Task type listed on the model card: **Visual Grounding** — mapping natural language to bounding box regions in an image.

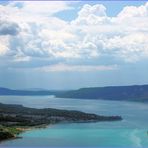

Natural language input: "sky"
[0,1,148,90]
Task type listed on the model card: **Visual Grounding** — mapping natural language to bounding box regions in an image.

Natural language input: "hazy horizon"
[1,83,148,91]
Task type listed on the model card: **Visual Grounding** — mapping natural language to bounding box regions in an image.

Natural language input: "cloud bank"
[0,2,148,72]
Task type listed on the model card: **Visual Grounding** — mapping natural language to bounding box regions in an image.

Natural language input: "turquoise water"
[0,96,148,147]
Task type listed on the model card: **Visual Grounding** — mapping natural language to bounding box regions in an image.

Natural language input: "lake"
[0,96,148,147]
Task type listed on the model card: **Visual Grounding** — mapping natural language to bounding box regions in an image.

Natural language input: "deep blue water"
[0,96,148,147]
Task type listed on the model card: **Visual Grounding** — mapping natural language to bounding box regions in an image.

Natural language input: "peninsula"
[0,103,122,141]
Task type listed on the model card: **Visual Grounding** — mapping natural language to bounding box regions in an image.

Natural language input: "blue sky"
[0,1,148,90]
[55,1,146,20]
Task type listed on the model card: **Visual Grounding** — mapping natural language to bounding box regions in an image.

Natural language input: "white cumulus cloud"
[0,2,148,71]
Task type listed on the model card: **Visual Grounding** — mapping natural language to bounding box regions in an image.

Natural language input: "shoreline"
[0,124,50,143]
[0,103,122,142]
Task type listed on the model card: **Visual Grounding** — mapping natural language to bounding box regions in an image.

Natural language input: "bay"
[0,96,148,147]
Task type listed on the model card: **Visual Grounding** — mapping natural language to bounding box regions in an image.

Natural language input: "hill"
[0,87,58,96]
[1,85,148,102]
[56,85,148,102]
[0,103,122,127]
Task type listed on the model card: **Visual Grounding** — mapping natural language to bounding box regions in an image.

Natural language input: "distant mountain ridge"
[0,87,58,96]
[56,85,148,102]
[0,85,148,102]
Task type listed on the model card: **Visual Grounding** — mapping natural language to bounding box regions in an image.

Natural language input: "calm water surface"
[0,96,148,147]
